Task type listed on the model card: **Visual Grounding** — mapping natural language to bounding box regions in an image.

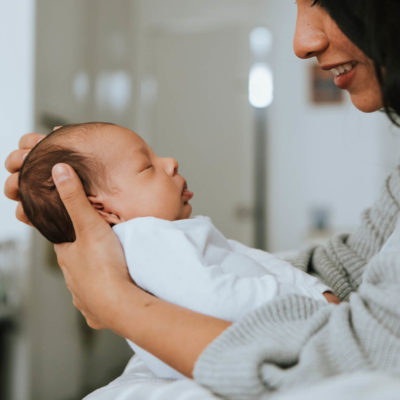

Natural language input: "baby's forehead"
[63,124,145,154]
[96,125,146,153]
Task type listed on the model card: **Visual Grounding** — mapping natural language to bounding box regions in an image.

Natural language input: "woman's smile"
[321,61,358,89]
[294,1,383,112]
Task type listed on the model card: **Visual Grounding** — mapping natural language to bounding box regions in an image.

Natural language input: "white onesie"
[113,215,330,379]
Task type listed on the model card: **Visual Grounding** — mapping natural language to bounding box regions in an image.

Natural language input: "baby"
[19,122,333,378]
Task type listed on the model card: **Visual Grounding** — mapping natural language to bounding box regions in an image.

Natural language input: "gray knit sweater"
[193,166,400,399]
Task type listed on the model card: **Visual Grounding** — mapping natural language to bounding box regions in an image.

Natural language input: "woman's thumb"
[52,163,106,236]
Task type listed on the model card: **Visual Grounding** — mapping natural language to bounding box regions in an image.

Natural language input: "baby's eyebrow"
[132,146,151,168]
[135,146,149,157]
[130,146,149,162]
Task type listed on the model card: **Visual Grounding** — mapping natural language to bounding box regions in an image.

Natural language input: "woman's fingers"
[4,172,33,225]
[16,202,32,225]
[18,133,45,149]
[6,133,44,173]
[51,163,110,238]
[5,149,29,173]
[4,173,20,201]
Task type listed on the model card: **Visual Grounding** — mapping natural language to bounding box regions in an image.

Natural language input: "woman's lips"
[333,64,357,89]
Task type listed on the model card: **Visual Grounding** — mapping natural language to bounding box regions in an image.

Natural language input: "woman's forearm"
[108,281,232,377]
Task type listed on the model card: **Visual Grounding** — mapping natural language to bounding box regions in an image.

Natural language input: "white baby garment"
[113,216,330,379]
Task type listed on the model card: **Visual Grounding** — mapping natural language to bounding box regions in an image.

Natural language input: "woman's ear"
[88,195,123,226]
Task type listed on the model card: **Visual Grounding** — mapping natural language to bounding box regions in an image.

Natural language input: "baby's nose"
[164,157,179,176]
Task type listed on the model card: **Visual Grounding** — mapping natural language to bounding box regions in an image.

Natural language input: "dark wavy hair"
[316,0,400,126]
[367,1,400,126]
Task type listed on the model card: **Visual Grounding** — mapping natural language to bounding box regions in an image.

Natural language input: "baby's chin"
[179,204,192,220]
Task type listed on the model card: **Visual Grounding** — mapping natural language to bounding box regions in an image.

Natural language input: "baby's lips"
[182,189,194,201]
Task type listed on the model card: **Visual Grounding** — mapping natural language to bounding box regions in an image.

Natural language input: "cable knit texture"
[193,166,400,400]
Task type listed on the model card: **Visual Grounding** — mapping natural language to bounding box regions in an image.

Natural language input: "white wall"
[0,3,35,400]
[0,0,35,243]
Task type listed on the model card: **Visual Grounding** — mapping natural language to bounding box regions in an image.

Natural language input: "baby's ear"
[87,195,122,226]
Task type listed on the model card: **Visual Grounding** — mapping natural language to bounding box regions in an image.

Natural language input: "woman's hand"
[323,291,341,304]
[52,163,132,330]
[4,133,45,225]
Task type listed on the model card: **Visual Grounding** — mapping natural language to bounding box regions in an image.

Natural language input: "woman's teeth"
[330,62,355,77]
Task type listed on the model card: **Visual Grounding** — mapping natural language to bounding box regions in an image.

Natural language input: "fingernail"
[52,164,71,183]
[22,152,28,161]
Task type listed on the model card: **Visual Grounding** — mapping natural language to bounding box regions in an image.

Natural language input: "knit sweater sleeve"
[193,166,400,399]
[193,250,400,400]
[287,165,400,300]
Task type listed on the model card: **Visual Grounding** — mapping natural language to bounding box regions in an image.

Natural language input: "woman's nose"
[293,8,329,59]
[163,157,179,176]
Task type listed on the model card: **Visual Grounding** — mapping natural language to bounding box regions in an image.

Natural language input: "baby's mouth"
[182,181,194,203]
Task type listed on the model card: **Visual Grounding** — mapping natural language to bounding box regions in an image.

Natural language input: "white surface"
[114,215,329,378]
[0,0,34,244]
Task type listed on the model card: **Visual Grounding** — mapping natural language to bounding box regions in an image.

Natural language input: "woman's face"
[293,0,383,112]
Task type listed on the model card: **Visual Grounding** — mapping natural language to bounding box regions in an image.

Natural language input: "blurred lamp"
[250,27,272,58]
[248,63,273,108]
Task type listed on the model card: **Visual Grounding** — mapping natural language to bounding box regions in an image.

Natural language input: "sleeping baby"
[19,122,336,379]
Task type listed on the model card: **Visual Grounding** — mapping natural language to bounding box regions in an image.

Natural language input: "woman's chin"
[350,92,383,113]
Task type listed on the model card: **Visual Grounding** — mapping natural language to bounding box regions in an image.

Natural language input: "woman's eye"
[144,165,153,171]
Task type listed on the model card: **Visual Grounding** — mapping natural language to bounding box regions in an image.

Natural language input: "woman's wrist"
[100,279,154,333]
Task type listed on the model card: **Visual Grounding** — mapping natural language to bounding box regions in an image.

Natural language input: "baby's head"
[19,122,193,243]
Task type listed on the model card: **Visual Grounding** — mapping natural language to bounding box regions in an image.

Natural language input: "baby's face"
[85,125,193,223]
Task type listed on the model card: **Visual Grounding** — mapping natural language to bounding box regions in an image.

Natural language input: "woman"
[5,0,400,398]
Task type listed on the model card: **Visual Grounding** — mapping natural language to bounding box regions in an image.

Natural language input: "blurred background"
[1,0,400,399]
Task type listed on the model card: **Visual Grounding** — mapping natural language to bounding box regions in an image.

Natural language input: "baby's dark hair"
[19,122,114,243]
